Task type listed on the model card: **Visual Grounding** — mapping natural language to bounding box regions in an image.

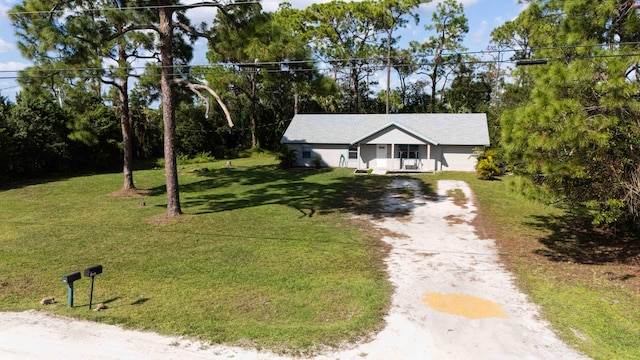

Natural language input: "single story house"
[280,113,490,172]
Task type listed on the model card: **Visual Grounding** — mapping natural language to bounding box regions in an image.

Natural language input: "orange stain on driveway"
[423,293,509,319]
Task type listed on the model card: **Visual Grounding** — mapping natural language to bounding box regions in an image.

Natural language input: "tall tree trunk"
[386,29,392,114]
[118,41,135,190]
[430,63,438,113]
[351,59,359,113]
[119,78,135,190]
[250,66,257,148]
[159,6,181,217]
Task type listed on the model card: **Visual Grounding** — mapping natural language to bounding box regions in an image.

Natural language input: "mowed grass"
[0,154,393,353]
[425,172,640,360]
[4,158,640,359]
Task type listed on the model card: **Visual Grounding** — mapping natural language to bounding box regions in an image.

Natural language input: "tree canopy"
[497,0,640,228]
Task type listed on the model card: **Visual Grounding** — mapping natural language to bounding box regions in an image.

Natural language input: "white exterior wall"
[359,144,377,169]
[287,144,349,167]
[311,145,349,167]
[439,145,478,171]
[285,142,479,172]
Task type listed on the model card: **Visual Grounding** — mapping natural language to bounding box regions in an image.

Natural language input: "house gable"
[352,123,437,146]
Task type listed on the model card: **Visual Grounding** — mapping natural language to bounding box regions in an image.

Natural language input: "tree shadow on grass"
[160,165,425,218]
[526,214,640,265]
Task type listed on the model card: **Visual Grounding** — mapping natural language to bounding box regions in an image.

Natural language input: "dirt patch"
[423,293,508,319]
[417,252,436,258]
[110,188,154,198]
[392,187,415,201]
[446,188,468,208]
[444,214,466,226]
[373,226,408,240]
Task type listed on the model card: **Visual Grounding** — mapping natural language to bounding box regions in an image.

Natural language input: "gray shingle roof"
[280,113,490,146]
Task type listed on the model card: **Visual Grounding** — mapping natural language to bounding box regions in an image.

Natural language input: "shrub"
[474,148,501,180]
[312,155,323,169]
[177,152,215,165]
[276,147,298,169]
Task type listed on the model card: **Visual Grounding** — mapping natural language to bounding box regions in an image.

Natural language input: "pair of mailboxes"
[62,265,102,284]
[61,265,103,308]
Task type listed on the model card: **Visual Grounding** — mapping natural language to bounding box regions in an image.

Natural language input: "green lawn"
[2,157,639,358]
[0,154,393,353]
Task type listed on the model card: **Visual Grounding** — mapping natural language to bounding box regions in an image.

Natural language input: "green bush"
[276,147,298,169]
[476,158,500,180]
[312,155,323,168]
[475,148,501,180]
[176,152,215,165]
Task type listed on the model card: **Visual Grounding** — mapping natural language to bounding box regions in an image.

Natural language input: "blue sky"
[0,0,526,101]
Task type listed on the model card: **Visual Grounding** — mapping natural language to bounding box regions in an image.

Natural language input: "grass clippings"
[446,188,468,208]
[444,214,466,226]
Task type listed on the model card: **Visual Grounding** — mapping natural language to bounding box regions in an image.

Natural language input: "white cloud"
[0,37,14,52]
[262,0,337,12]
[471,20,488,45]
[0,61,27,72]
[0,1,10,16]
[184,6,217,27]
[421,0,481,11]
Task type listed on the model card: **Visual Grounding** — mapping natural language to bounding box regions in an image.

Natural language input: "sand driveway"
[0,179,589,359]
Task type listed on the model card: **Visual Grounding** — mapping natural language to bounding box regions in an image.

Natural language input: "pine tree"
[498,0,640,227]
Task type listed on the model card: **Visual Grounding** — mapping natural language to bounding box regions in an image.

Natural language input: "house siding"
[359,144,377,169]
[285,143,478,172]
[440,145,478,171]
[288,144,349,167]
[281,114,488,172]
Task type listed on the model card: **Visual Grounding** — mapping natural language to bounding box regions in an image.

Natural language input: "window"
[398,144,420,159]
[302,146,312,159]
[348,145,358,160]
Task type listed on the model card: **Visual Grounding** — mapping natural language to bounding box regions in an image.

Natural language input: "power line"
[1,40,638,75]
[1,50,639,81]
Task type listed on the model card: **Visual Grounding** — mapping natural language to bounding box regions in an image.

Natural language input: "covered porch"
[353,142,437,173]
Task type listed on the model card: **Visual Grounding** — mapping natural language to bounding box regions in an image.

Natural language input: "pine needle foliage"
[498,0,640,228]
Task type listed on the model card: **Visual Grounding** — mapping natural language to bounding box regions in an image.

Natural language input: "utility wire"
[1,50,639,81]
[3,41,640,76]
[3,40,640,71]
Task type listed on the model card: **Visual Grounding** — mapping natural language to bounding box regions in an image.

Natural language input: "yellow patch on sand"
[423,293,509,319]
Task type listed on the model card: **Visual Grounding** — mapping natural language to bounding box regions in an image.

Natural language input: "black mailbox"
[84,265,103,277]
[84,264,103,310]
[62,271,81,284]
[62,271,82,307]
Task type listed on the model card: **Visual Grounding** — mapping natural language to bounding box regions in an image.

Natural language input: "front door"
[376,144,388,168]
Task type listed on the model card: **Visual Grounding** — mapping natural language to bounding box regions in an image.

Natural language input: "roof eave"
[349,122,439,146]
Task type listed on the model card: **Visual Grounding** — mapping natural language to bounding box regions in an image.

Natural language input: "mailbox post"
[83,265,103,310]
[61,271,82,307]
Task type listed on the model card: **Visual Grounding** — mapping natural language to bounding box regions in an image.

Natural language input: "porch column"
[391,143,395,170]
[427,144,432,171]
[357,144,361,170]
